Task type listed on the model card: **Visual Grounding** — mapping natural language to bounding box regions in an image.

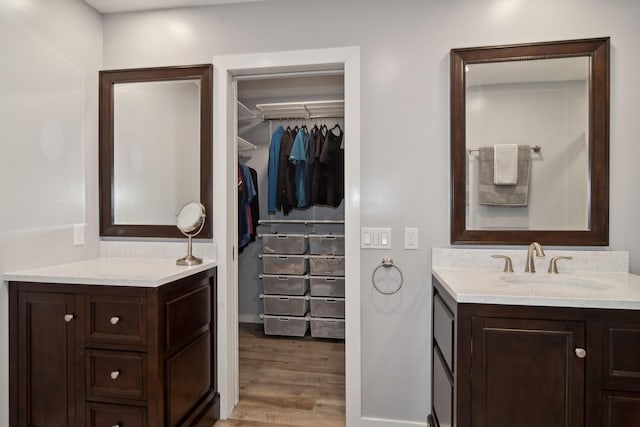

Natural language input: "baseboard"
[361,416,428,427]
[238,314,261,324]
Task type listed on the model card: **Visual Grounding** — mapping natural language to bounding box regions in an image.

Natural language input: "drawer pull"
[110,316,120,325]
[64,314,74,322]
[112,424,121,427]
[110,370,121,380]
[575,348,587,358]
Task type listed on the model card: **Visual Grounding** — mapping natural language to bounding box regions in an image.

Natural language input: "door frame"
[212,46,361,426]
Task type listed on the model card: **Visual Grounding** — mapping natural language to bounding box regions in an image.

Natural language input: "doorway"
[212,46,361,426]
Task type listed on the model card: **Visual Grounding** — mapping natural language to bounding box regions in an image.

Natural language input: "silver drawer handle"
[112,424,121,427]
[110,316,120,325]
[110,370,120,380]
[64,314,74,322]
[575,348,587,358]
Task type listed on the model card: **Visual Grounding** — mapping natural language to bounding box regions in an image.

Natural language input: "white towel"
[493,144,518,185]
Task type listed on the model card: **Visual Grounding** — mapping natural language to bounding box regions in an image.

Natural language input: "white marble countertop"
[4,257,217,287]
[432,248,640,310]
[432,269,640,310]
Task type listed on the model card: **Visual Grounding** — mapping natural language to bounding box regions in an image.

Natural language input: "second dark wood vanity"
[430,276,640,427]
[8,262,219,427]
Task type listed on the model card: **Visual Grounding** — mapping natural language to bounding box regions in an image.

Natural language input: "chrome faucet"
[525,242,545,273]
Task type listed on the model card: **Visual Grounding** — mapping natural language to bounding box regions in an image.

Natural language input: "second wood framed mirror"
[99,64,213,239]
[450,37,609,245]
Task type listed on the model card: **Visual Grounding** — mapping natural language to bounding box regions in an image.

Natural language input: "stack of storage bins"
[261,234,310,336]
[308,234,345,339]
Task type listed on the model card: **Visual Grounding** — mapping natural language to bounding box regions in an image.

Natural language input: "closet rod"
[258,219,345,225]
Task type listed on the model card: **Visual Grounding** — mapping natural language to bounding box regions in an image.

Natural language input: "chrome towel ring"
[372,257,404,295]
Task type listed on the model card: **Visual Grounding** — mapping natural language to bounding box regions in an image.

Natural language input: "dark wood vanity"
[8,267,219,427]
[430,276,640,427]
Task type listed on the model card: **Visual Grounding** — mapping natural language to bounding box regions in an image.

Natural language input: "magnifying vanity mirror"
[99,64,213,238]
[176,201,206,266]
[450,38,609,245]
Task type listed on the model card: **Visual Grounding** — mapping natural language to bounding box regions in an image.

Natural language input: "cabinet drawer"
[433,294,454,371]
[87,295,146,347]
[87,402,146,427]
[87,350,146,401]
[433,351,453,427]
[604,324,640,391]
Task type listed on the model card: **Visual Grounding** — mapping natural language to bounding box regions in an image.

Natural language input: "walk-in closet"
[226,72,346,425]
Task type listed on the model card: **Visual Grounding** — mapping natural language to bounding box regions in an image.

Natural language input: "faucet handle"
[491,255,514,273]
[548,256,573,273]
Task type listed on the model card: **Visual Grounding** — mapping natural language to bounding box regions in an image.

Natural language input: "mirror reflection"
[465,57,590,231]
[113,80,201,225]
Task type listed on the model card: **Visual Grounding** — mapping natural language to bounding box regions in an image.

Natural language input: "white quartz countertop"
[4,257,217,287]
[432,268,640,310]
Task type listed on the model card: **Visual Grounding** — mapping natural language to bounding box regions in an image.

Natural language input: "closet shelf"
[258,219,345,225]
[237,136,257,152]
[237,100,258,121]
[255,100,344,120]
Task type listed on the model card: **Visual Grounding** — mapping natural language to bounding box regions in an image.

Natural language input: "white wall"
[467,80,589,230]
[98,0,640,423]
[0,0,102,425]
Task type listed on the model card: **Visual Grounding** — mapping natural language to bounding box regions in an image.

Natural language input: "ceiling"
[83,0,265,14]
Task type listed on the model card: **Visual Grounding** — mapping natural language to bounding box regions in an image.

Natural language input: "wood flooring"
[214,323,346,427]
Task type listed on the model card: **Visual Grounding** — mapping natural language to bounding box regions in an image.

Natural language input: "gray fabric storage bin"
[309,297,345,318]
[262,234,308,254]
[262,274,309,295]
[262,254,308,275]
[310,276,345,297]
[263,315,309,337]
[262,294,309,316]
[309,255,345,276]
[308,234,345,255]
[310,318,345,339]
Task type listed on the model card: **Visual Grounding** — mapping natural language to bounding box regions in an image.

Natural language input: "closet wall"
[236,75,345,323]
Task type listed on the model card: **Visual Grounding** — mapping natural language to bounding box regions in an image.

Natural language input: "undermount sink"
[499,273,613,290]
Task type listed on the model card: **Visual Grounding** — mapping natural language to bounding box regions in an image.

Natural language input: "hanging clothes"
[289,127,309,208]
[238,163,258,250]
[276,127,298,214]
[312,125,329,204]
[314,125,344,207]
[267,125,285,214]
[305,126,317,206]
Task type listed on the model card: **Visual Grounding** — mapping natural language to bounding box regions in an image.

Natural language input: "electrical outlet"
[404,227,418,250]
[73,224,85,246]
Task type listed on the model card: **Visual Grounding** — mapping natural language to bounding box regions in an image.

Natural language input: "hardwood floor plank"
[215,323,345,427]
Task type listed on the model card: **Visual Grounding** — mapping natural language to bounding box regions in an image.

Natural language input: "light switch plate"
[361,227,391,249]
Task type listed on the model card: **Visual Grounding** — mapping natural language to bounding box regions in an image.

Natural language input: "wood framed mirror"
[450,38,609,245]
[99,64,212,238]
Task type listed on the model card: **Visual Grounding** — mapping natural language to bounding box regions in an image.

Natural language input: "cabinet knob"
[110,370,120,380]
[110,316,120,325]
[575,348,587,358]
[64,314,74,322]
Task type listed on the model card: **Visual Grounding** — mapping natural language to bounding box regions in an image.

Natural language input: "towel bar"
[468,145,541,154]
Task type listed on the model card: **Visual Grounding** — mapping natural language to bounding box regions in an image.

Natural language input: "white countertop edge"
[432,268,640,311]
[4,257,217,288]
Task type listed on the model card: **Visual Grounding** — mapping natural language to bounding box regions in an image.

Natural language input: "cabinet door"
[602,392,640,427]
[471,317,585,427]
[17,291,78,427]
